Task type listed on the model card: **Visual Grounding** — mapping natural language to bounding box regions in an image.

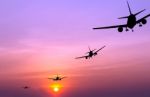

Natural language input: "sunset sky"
[0,0,150,97]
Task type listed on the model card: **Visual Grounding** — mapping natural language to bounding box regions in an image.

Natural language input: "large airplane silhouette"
[93,1,150,32]
[75,46,106,59]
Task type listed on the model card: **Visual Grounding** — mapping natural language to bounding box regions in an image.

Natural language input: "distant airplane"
[75,46,106,59]
[23,86,29,89]
[48,75,66,81]
[93,1,150,32]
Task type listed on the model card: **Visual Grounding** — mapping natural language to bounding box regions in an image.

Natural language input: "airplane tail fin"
[127,1,132,15]
[134,9,145,16]
[118,16,129,19]
[88,46,91,51]
[118,1,133,19]
[56,74,59,77]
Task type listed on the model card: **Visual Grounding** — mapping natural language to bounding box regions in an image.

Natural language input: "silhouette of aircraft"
[75,46,106,59]
[48,75,66,81]
[93,1,150,32]
[23,86,30,89]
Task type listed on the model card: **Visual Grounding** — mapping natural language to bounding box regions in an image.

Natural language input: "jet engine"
[141,19,147,25]
[118,27,123,32]
[94,53,97,56]
[85,56,88,59]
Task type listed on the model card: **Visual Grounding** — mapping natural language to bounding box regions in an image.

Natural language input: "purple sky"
[0,0,150,97]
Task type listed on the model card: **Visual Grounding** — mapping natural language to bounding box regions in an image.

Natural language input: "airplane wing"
[95,46,106,53]
[48,78,53,79]
[75,55,89,59]
[136,14,150,24]
[93,24,127,30]
[62,77,67,79]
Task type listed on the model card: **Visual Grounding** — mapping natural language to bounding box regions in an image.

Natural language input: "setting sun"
[50,84,62,93]
[53,87,59,92]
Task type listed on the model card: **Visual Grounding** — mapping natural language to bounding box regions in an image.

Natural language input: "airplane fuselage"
[88,51,98,58]
[89,51,94,57]
[57,77,61,80]
[127,14,136,29]
[53,77,61,81]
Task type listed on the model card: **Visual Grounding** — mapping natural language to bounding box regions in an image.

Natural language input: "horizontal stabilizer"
[135,9,146,16]
[118,16,129,19]
[93,24,127,30]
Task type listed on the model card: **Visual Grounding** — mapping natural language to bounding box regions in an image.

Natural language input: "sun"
[50,84,62,93]
[53,87,59,92]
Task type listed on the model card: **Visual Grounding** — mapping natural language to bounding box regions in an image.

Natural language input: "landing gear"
[139,23,142,27]
[126,28,129,31]
[132,29,134,32]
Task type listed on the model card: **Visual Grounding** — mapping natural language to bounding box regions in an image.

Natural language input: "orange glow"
[50,83,62,93]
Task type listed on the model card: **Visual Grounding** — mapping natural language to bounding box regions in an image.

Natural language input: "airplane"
[23,86,30,89]
[48,74,66,81]
[93,1,150,32]
[75,45,106,59]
